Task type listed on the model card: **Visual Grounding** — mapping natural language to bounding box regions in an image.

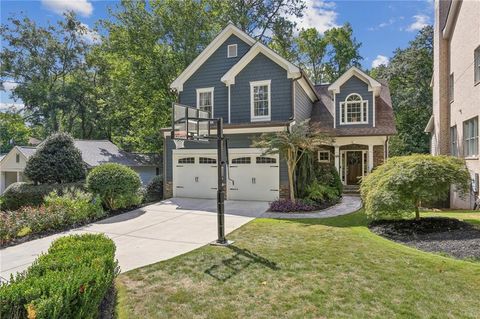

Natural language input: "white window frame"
[196,87,214,115]
[318,151,330,163]
[227,44,238,58]
[250,80,271,122]
[339,93,368,125]
[464,116,479,158]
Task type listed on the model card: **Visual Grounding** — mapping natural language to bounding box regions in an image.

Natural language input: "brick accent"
[164,181,173,199]
[279,183,290,200]
[373,145,385,168]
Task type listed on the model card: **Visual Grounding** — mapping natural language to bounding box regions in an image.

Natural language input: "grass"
[116,210,480,319]
[421,210,480,226]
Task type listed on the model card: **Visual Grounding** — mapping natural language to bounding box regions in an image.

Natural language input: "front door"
[346,151,363,185]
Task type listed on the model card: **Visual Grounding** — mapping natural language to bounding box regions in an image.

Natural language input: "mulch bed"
[369,217,480,260]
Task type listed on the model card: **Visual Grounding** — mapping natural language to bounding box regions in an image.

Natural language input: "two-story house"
[425,0,479,209]
[163,23,396,201]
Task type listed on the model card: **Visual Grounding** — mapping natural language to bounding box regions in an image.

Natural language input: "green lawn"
[422,210,480,226]
[116,211,480,319]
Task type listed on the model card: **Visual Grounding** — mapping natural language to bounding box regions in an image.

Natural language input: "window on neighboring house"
[250,80,271,121]
[196,87,214,114]
[475,46,480,84]
[318,151,330,163]
[227,44,237,58]
[449,73,454,102]
[464,117,478,157]
[340,93,368,124]
[450,126,457,157]
[15,153,20,163]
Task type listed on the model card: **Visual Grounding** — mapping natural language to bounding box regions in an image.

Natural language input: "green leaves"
[0,111,30,153]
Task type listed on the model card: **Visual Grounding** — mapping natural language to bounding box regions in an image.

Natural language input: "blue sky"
[0,0,434,109]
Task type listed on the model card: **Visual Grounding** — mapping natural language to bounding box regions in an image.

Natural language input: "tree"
[360,154,470,220]
[296,28,327,84]
[24,133,85,184]
[253,121,330,202]
[371,26,433,155]
[0,111,30,153]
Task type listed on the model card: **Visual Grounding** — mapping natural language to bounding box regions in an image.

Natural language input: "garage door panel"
[173,155,217,199]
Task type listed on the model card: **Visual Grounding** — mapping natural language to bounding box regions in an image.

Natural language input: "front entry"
[346,151,363,185]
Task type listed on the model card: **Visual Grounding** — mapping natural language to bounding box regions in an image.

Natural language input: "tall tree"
[296,28,327,84]
[0,111,31,153]
[371,26,433,155]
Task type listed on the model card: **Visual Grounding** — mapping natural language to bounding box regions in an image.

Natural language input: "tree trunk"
[415,201,420,220]
[288,165,295,202]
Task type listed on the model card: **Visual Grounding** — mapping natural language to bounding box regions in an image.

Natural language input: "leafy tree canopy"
[0,111,31,153]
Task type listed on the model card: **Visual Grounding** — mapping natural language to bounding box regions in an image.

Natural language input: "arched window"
[340,93,368,124]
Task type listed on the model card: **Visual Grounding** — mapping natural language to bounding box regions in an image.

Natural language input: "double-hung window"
[250,80,271,121]
[475,46,480,85]
[464,117,479,157]
[340,93,368,125]
[450,126,457,157]
[196,87,214,114]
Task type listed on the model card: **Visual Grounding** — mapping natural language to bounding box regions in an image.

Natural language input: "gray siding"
[335,75,374,128]
[165,134,288,184]
[133,167,158,185]
[230,53,293,123]
[179,35,251,120]
[294,81,313,122]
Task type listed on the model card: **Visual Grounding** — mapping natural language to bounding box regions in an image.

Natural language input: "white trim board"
[196,87,214,114]
[328,66,382,96]
[250,80,271,122]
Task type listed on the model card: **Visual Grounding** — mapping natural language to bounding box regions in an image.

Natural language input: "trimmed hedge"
[87,163,142,210]
[0,234,118,319]
[1,182,85,210]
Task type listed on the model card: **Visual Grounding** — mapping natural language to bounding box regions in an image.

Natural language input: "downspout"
[291,73,303,125]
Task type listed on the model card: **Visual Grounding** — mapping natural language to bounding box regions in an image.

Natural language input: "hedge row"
[0,234,118,319]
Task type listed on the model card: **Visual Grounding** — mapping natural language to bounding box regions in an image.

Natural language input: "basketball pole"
[215,117,228,245]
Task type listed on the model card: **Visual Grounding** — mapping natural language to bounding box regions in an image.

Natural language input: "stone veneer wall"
[373,145,385,168]
[279,183,290,200]
[164,181,173,199]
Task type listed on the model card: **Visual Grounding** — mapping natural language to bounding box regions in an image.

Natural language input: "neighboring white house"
[0,140,161,194]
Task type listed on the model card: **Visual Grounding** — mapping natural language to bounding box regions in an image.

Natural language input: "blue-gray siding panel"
[165,134,288,184]
[230,53,293,123]
[294,81,312,122]
[335,75,374,128]
[179,35,251,120]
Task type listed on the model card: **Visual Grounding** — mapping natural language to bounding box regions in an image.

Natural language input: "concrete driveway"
[0,198,268,282]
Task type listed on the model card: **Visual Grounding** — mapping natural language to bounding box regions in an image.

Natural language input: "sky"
[0,0,434,110]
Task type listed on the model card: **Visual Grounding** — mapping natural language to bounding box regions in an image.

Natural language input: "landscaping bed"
[369,217,480,260]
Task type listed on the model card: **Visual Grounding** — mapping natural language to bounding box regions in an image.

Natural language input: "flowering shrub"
[269,199,320,213]
[0,234,118,318]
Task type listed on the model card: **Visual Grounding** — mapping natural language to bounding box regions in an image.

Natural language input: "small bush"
[24,132,86,184]
[144,175,163,202]
[315,164,343,197]
[0,234,118,319]
[306,180,340,202]
[1,182,84,210]
[86,163,142,210]
[269,199,319,212]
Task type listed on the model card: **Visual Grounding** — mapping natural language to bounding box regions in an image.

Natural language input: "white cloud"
[0,103,24,112]
[79,23,100,43]
[288,0,339,34]
[406,14,430,32]
[368,18,395,31]
[2,82,19,91]
[372,55,389,68]
[41,0,93,17]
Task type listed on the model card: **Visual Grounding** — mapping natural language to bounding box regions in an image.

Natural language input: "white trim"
[163,125,288,137]
[221,42,301,86]
[443,0,461,40]
[333,94,336,128]
[339,93,369,125]
[318,150,330,163]
[372,92,376,127]
[227,44,238,58]
[328,66,382,96]
[227,85,231,123]
[170,24,256,92]
[250,80,271,122]
[340,149,368,185]
[196,87,214,114]
[297,77,317,102]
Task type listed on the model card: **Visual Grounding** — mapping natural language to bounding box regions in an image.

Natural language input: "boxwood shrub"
[87,163,142,210]
[0,234,118,319]
[1,182,85,210]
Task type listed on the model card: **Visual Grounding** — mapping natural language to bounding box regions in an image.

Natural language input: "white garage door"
[173,149,279,201]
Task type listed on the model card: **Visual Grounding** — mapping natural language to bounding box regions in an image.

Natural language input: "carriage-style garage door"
[173,149,279,201]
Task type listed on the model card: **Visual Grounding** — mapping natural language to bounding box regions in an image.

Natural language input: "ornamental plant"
[360,154,470,220]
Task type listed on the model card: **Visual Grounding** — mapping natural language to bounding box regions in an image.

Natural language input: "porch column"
[334,146,340,172]
[17,171,21,182]
[368,144,374,172]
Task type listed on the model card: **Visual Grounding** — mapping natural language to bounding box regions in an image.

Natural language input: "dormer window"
[340,93,368,125]
[227,44,237,58]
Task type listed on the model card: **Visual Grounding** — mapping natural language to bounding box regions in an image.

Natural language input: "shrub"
[1,182,84,210]
[296,153,342,199]
[315,164,343,197]
[361,154,470,220]
[269,199,319,212]
[306,180,340,202]
[25,132,86,184]
[0,234,118,319]
[86,163,142,210]
[144,175,163,202]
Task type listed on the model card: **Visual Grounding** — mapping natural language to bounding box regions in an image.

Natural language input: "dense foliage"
[24,133,85,184]
[0,234,118,318]
[0,189,103,245]
[371,26,433,156]
[360,154,470,220]
[269,199,319,213]
[1,182,84,210]
[86,163,142,210]
[144,175,163,202]
[0,111,30,153]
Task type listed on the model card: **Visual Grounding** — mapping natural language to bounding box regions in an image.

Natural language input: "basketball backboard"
[171,103,212,141]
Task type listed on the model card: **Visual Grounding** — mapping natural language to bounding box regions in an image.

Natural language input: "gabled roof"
[328,66,382,96]
[170,23,256,92]
[16,146,37,159]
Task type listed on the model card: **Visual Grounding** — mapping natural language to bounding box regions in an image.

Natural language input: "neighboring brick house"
[163,23,396,201]
[425,0,480,208]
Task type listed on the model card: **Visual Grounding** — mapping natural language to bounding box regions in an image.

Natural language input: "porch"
[0,171,26,194]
